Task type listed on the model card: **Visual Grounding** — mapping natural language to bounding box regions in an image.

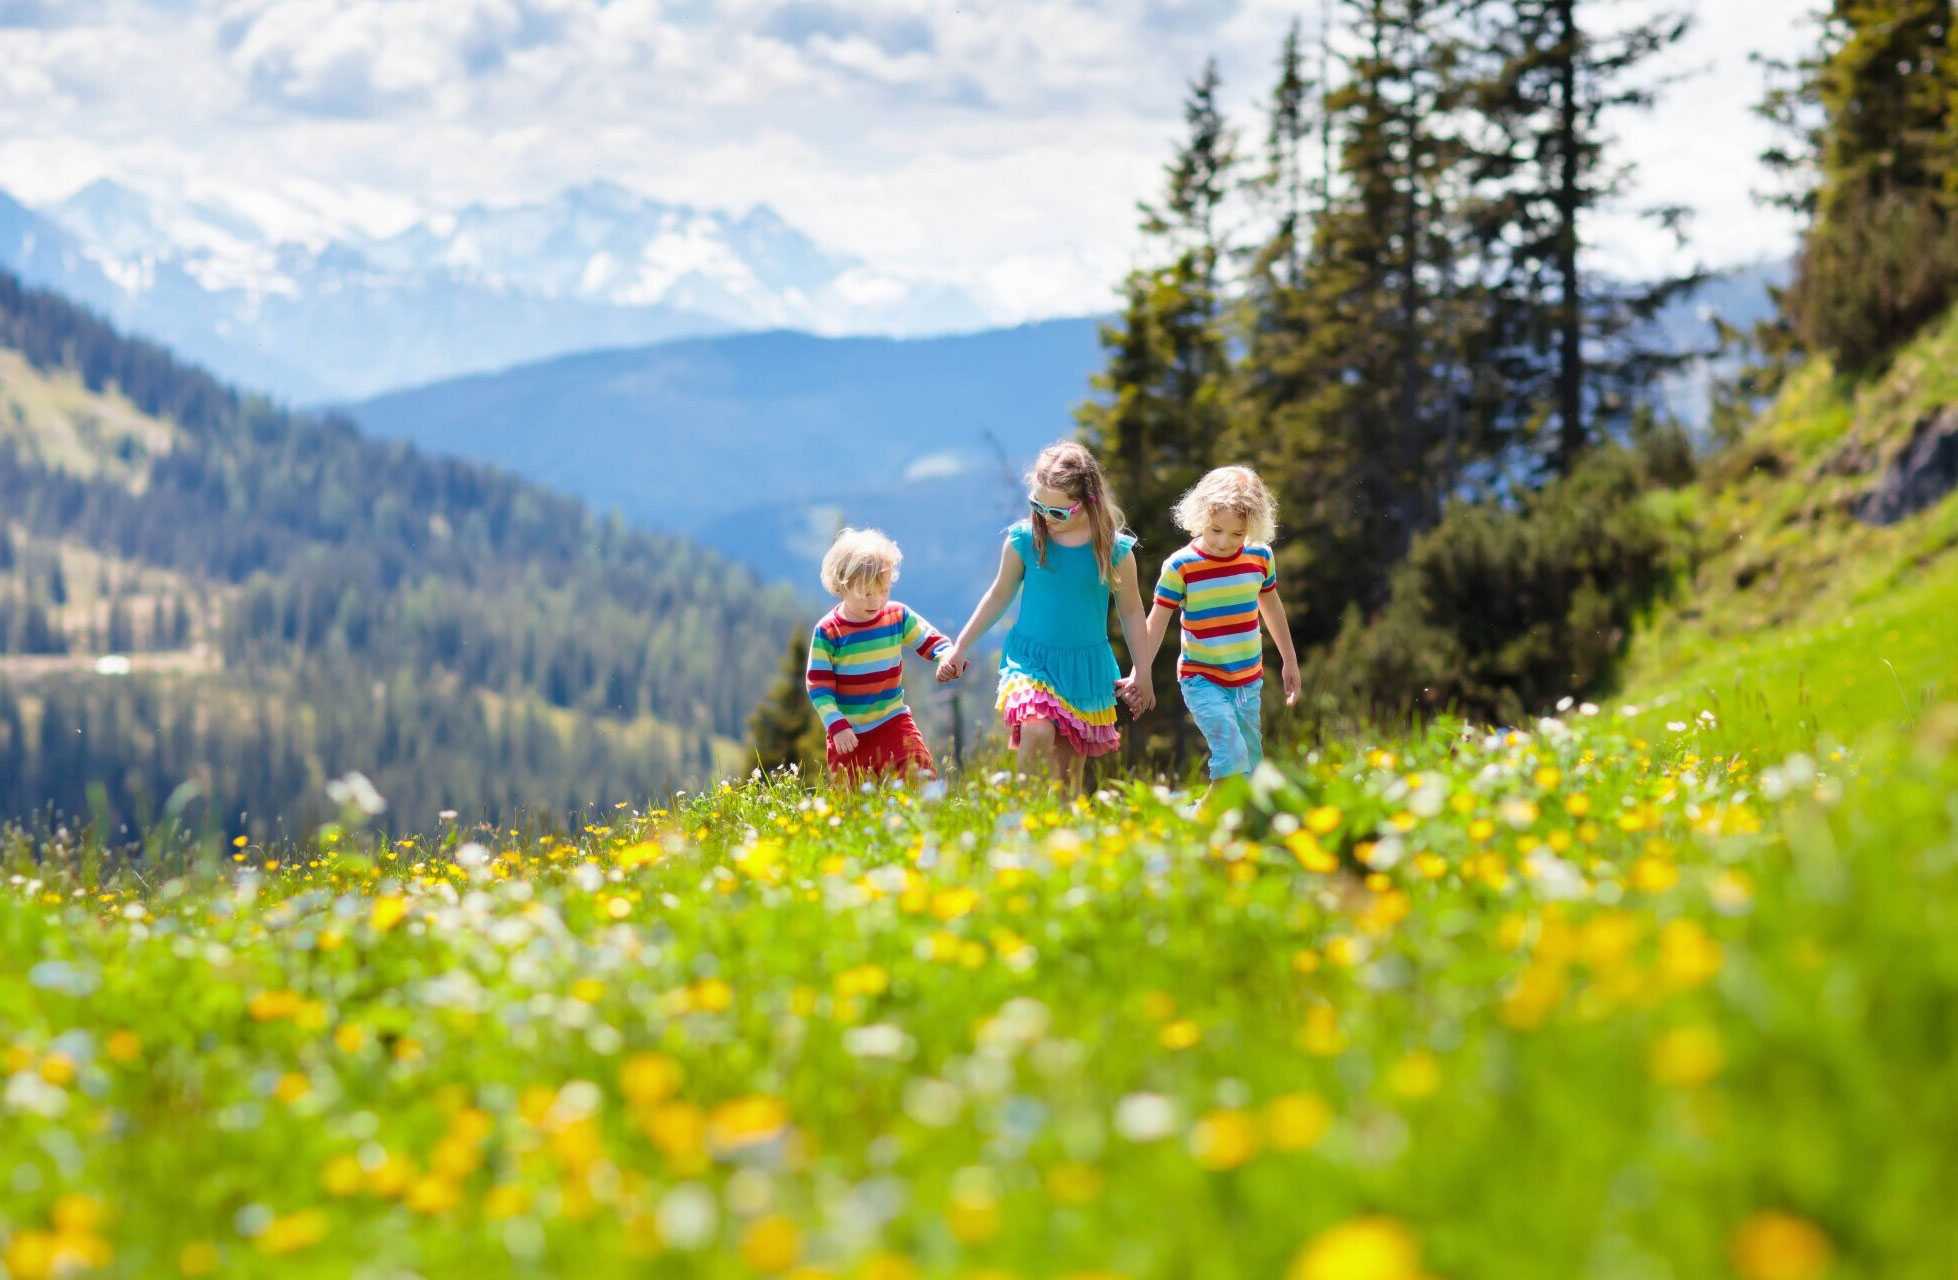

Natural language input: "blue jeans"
[1179,676,1263,779]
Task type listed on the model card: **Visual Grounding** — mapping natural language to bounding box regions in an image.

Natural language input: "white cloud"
[0,0,1817,322]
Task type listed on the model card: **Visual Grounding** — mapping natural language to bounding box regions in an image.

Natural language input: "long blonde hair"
[1026,441,1128,583]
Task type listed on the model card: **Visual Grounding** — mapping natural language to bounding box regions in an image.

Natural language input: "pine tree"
[1460,0,1703,474]
[1081,62,1241,753]
[1764,0,1958,372]
[748,629,826,777]
[1237,0,1475,649]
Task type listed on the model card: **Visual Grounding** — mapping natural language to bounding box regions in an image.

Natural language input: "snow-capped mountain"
[1,177,993,401]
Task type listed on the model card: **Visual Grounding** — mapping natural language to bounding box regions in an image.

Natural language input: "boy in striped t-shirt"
[806,527,957,782]
[1118,467,1300,782]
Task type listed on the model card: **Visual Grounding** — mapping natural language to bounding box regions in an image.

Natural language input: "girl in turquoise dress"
[938,441,1153,786]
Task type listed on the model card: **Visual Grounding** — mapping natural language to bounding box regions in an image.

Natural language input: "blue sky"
[0,0,1816,323]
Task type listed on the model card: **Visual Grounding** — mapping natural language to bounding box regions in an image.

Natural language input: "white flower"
[656,1185,719,1249]
[1114,1092,1179,1142]
[845,1024,916,1060]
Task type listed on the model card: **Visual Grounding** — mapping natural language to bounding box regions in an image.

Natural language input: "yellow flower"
[406,1174,461,1215]
[621,1052,685,1107]
[859,1252,920,1280]
[1306,805,1343,835]
[105,1029,141,1064]
[370,895,408,932]
[707,1094,791,1154]
[334,1024,366,1054]
[1300,1005,1346,1056]
[692,977,734,1013]
[1159,1019,1202,1050]
[1729,1212,1833,1280]
[1387,1051,1441,1100]
[272,1071,310,1104]
[178,1241,218,1276]
[483,1183,531,1220]
[1534,765,1562,789]
[1631,855,1678,893]
[1264,1093,1331,1151]
[257,1209,328,1255]
[38,1053,75,1086]
[1648,1025,1724,1088]
[1288,1215,1424,1280]
[1189,1109,1261,1171]
[740,1215,802,1274]
[1657,920,1723,990]
[570,977,606,1004]
[1287,831,1338,873]
[321,1154,364,1197]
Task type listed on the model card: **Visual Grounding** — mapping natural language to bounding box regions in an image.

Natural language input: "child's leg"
[1180,677,1250,779]
[1015,716,1058,779]
[1050,736,1086,792]
[1236,684,1265,773]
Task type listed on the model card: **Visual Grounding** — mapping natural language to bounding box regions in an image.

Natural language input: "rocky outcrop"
[1854,405,1958,526]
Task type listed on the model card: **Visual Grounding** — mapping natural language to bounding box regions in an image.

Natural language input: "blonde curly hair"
[820,527,901,596]
[1172,466,1278,546]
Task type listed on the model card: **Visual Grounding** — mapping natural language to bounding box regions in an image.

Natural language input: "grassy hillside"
[1615,309,1958,754]
[0,271,802,836]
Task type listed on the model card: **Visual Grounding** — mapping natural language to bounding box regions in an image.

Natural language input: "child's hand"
[935,647,968,683]
[1281,659,1301,706]
[833,728,859,754]
[1116,671,1155,715]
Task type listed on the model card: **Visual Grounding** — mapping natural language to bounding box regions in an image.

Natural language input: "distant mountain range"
[0,177,993,401]
[345,320,1108,627]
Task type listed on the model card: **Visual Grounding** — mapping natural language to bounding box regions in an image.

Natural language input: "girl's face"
[1030,483,1085,532]
[841,574,891,620]
[1196,507,1249,558]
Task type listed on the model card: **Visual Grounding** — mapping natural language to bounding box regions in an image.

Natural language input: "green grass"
[1614,302,1958,758]
[3,682,1957,1277]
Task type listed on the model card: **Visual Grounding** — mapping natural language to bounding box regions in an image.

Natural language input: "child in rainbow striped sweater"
[805,527,956,783]
[1121,466,1301,782]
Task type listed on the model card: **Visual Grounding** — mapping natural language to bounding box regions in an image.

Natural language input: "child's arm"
[1109,552,1156,714]
[805,627,858,752]
[1119,557,1179,701]
[1257,587,1302,706]
[900,606,953,663]
[938,540,1025,682]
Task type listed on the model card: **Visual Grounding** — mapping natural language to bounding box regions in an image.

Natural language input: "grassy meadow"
[4,661,1957,1278]
[5,310,1958,1280]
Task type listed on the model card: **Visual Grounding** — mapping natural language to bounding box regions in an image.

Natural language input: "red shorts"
[828,712,936,783]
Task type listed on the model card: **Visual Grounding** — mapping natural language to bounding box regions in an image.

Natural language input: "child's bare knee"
[1019,719,1057,746]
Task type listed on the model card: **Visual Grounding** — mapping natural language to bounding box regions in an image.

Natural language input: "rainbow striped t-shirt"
[806,602,951,737]
[1153,542,1277,687]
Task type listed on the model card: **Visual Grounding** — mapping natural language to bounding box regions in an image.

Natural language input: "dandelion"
[740,1214,802,1273]
[1648,1024,1724,1088]
[1264,1093,1331,1151]
[1729,1212,1833,1280]
[1189,1109,1261,1171]
[1288,1215,1424,1280]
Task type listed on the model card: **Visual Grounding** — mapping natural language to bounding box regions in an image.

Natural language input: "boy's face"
[841,573,892,619]
[1197,508,1249,558]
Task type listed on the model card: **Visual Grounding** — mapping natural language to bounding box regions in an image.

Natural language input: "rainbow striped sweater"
[1153,542,1277,687]
[805,602,952,737]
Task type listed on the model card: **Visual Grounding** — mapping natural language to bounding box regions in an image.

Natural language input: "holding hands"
[935,645,969,683]
[1115,669,1155,716]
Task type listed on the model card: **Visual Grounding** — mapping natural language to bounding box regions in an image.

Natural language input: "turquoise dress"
[995,521,1135,757]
